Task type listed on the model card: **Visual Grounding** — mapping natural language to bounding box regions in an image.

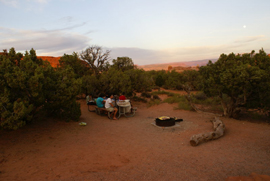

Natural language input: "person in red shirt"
[119,94,126,101]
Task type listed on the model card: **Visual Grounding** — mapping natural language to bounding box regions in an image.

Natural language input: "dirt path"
[1,98,270,181]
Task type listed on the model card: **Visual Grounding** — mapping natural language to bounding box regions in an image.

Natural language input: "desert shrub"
[152,95,161,100]
[151,90,175,97]
[147,99,161,107]
[163,94,193,111]
[65,101,81,122]
[163,94,184,104]
[151,90,168,95]
[132,95,147,103]
[193,92,207,100]
[0,48,82,130]
[141,92,151,98]
[199,49,270,118]
[162,85,169,89]
[145,87,153,92]
[167,92,175,97]
[177,101,193,111]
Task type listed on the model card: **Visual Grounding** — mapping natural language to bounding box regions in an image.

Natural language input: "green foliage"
[80,46,110,75]
[151,90,175,97]
[181,70,201,91]
[164,70,183,90]
[152,95,161,100]
[59,52,90,78]
[154,70,167,87]
[141,92,152,98]
[82,54,152,97]
[111,57,135,71]
[0,48,82,130]
[199,49,270,118]
[82,74,100,97]
[155,74,165,87]
[131,95,147,103]
[44,66,82,121]
[163,94,193,111]
[147,99,161,107]
[126,69,153,94]
[177,101,194,111]
[163,94,185,104]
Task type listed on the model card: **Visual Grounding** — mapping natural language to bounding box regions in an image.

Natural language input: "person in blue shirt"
[96,94,106,108]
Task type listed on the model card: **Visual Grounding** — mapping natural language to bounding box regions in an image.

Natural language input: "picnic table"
[88,98,137,119]
[116,100,137,118]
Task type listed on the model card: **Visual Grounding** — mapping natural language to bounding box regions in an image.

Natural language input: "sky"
[0,0,270,65]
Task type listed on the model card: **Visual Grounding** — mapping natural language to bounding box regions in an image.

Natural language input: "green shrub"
[151,90,167,95]
[153,95,161,100]
[147,99,161,107]
[0,48,82,130]
[193,91,207,100]
[141,92,151,98]
[163,94,185,104]
[163,94,194,111]
[132,95,147,103]
[151,90,175,97]
[177,101,193,111]
[167,92,175,97]
[191,92,220,106]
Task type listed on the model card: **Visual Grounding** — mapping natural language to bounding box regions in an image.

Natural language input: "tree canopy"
[199,49,270,118]
[0,48,81,130]
[80,45,110,75]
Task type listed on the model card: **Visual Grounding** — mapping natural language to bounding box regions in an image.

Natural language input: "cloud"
[0,0,49,10]
[0,0,19,8]
[0,27,90,56]
[0,0,49,6]
[108,43,259,65]
[39,22,88,33]
[234,35,265,43]
[109,46,208,65]
[109,47,166,65]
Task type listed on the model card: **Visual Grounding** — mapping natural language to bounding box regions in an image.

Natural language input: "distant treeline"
[1,46,269,129]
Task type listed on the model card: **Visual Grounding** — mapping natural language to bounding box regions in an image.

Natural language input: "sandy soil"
[1,94,270,181]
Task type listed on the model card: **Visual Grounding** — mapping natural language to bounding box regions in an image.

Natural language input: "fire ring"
[155,117,175,127]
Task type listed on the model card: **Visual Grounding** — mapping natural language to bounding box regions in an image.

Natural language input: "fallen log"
[190,117,225,146]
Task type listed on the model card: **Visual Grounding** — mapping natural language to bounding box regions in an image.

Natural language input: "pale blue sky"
[0,0,269,65]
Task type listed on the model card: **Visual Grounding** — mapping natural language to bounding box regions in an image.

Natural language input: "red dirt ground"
[1,94,270,181]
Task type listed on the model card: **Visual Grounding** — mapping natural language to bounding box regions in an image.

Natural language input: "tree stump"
[190,117,225,146]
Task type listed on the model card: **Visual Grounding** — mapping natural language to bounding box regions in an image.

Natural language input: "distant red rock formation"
[37,56,61,68]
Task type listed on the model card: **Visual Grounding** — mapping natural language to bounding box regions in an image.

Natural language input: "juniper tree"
[199,49,270,118]
[0,48,82,130]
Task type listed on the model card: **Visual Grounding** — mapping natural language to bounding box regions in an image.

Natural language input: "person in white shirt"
[105,94,118,120]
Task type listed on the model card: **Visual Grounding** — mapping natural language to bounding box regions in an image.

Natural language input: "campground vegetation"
[1,46,270,130]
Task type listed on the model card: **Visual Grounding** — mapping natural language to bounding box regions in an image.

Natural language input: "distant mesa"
[137,59,218,71]
[37,56,61,67]
[0,52,61,67]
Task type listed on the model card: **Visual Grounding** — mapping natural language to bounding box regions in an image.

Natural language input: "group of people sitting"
[86,93,129,120]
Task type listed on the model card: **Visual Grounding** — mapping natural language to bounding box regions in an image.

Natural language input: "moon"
[243,25,246,28]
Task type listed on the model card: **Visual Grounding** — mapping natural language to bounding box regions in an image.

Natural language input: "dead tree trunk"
[190,117,225,146]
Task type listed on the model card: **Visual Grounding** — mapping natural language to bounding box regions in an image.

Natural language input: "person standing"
[105,94,118,120]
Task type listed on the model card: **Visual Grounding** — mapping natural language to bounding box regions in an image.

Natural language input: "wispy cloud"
[109,46,220,65]
[0,0,19,8]
[0,0,49,10]
[108,43,264,65]
[0,27,90,56]
[234,35,265,43]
